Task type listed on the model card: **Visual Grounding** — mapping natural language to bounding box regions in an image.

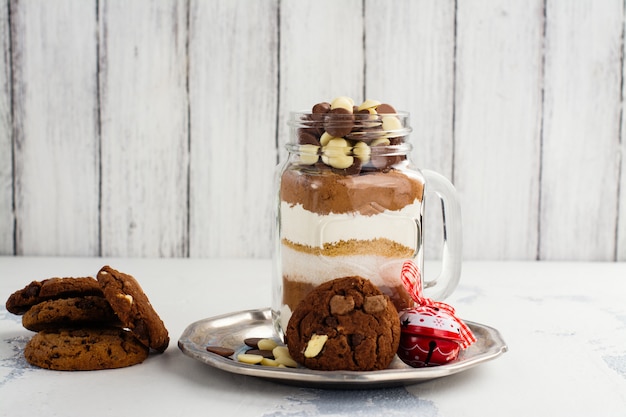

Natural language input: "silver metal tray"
[178,308,507,389]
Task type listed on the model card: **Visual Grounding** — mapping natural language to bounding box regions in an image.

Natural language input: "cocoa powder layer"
[282,277,414,314]
[280,166,424,215]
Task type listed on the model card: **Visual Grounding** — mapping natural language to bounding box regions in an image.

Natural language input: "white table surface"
[1,257,625,417]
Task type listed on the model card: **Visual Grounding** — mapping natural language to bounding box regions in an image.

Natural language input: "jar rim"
[284,141,413,154]
[288,110,411,117]
[287,110,412,143]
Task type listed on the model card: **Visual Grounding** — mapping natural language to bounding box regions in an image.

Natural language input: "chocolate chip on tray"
[244,337,263,348]
[206,346,235,358]
[230,338,299,368]
[245,349,274,358]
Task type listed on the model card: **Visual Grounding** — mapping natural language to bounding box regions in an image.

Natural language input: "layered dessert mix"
[277,97,425,332]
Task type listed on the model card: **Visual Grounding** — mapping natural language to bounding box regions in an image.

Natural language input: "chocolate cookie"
[24,327,149,371]
[22,296,121,332]
[6,277,103,314]
[96,266,169,352]
[286,276,401,371]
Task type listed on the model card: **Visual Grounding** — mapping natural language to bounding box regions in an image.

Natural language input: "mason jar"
[272,102,462,338]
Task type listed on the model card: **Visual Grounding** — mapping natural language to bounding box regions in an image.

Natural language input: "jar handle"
[422,169,462,300]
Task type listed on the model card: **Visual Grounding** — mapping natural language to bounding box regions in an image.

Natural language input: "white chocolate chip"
[304,334,329,358]
[260,358,280,367]
[330,96,354,112]
[382,115,402,131]
[272,346,291,358]
[358,99,381,112]
[298,144,320,165]
[352,141,371,163]
[272,346,298,367]
[321,138,355,169]
[237,353,264,365]
[328,155,354,169]
[275,355,298,368]
[299,144,319,153]
[371,137,391,147]
[299,154,319,165]
[117,293,133,305]
[319,132,334,146]
[322,138,350,157]
[257,339,278,351]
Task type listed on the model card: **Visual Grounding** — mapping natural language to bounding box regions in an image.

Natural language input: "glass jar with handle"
[272,98,462,338]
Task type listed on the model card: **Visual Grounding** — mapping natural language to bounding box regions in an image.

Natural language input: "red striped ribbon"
[400,260,476,349]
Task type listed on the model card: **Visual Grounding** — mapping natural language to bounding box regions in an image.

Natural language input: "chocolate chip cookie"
[24,327,149,371]
[286,276,401,371]
[97,266,169,352]
[6,277,103,315]
[22,296,121,332]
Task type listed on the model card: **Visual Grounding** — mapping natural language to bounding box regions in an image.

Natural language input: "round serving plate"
[178,308,507,389]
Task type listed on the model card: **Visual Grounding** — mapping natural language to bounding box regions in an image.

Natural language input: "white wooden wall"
[0,0,625,261]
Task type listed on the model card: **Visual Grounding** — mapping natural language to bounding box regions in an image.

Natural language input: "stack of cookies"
[5,266,169,371]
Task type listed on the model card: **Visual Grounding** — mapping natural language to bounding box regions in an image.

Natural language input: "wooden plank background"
[1,0,625,261]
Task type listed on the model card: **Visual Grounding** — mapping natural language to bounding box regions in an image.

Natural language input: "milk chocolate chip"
[312,101,331,120]
[298,114,324,137]
[370,138,397,171]
[244,338,263,348]
[324,108,354,137]
[349,333,365,347]
[298,130,321,146]
[206,346,235,357]
[376,103,397,114]
[364,295,387,313]
[330,295,355,315]
[245,349,274,358]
